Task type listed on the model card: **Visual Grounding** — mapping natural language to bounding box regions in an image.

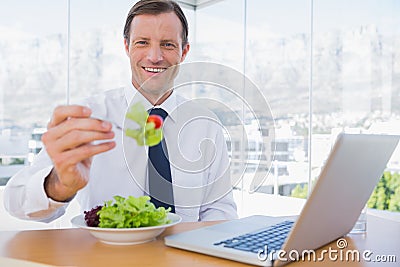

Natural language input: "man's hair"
[123,0,189,48]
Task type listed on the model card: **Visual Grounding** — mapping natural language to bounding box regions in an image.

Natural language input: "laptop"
[164,133,399,266]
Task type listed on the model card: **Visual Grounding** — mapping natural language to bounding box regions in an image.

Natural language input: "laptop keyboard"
[213,220,294,254]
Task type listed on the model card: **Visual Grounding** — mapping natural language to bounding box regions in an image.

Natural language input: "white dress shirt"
[3,83,238,223]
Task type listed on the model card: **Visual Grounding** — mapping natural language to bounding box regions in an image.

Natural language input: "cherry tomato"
[147,114,163,129]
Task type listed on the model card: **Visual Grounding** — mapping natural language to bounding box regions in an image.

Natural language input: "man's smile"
[143,67,167,73]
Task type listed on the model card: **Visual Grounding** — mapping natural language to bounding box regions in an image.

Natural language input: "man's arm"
[3,105,116,222]
[199,124,238,221]
[3,149,68,221]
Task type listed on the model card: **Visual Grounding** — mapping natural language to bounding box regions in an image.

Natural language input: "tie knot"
[149,108,168,120]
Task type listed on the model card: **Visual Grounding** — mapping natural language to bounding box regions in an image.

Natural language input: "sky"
[201,0,399,35]
[0,0,131,38]
[0,0,399,40]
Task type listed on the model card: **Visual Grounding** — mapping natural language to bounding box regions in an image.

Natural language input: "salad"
[84,195,171,228]
[125,102,164,146]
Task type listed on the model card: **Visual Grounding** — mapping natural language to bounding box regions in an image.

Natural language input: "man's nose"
[147,45,163,63]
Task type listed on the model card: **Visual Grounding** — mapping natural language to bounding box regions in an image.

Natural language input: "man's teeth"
[144,67,166,73]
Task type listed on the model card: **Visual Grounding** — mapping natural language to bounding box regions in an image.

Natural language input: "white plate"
[71,213,181,245]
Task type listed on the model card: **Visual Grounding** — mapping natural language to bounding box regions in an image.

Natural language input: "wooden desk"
[0,214,398,267]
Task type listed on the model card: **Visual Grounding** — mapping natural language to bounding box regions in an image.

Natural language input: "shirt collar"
[124,80,178,123]
[153,91,177,123]
[124,79,135,106]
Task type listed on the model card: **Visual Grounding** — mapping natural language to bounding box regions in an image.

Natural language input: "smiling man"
[124,9,189,104]
[4,0,237,223]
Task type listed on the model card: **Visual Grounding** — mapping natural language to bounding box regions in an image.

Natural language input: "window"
[0,0,67,183]
[1,1,399,230]
[192,0,400,216]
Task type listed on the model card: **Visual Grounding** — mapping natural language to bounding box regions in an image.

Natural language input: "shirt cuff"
[25,166,68,217]
[48,196,71,209]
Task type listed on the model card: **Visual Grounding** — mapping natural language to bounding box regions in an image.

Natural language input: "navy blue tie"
[148,108,175,212]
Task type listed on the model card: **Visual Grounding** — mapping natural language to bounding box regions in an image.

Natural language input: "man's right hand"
[42,105,116,202]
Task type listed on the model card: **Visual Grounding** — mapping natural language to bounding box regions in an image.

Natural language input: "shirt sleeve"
[3,149,68,222]
[199,122,238,221]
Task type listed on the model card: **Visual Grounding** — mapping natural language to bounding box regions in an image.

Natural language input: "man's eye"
[134,41,147,46]
[162,43,176,48]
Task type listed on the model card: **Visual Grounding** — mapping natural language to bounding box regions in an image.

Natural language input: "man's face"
[124,12,190,99]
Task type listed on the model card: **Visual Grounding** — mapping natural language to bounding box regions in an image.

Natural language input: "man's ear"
[124,38,130,56]
[180,43,190,62]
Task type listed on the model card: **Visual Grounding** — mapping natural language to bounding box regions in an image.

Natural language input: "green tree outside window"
[291,172,400,213]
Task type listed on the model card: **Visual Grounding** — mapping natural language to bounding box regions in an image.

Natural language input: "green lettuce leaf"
[97,195,171,228]
[125,102,163,146]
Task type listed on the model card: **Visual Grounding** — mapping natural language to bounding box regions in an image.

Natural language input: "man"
[4,0,237,222]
